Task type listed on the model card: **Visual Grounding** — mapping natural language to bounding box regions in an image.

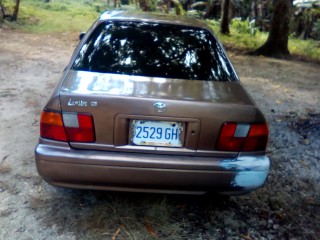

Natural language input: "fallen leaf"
[300,160,309,169]
[240,233,254,240]
[176,204,187,208]
[306,198,320,206]
[304,139,310,145]
[145,222,157,238]
[111,228,121,240]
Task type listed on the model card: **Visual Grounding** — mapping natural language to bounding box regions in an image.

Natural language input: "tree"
[220,0,233,35]
[250,0,292,58]
[204,0,220,19]
[0,0,20,21]
[12,0,20,21]
[139,0,152,11]
[220,0,230,34]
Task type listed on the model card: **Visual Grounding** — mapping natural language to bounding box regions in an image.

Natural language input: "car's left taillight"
[40,110,95,143]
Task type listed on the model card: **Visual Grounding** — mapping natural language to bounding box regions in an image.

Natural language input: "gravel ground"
[0,28,319,240]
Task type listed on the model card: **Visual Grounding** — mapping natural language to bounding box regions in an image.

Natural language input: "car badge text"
[68,99,98,107]
[153,102,167,113]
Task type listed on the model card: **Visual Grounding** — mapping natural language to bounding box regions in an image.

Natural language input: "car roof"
[99,11,211,30]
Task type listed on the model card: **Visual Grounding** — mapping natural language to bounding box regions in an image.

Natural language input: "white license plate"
[131,120,183,147]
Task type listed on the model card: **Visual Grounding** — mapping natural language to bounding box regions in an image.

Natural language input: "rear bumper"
[35,141,270,195]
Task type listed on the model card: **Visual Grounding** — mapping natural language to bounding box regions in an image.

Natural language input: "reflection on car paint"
[61,71,253,104]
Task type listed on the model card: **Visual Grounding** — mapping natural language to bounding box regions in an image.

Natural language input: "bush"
[231,18,257,36]
[311,20,320,40]
[208,18,320,62]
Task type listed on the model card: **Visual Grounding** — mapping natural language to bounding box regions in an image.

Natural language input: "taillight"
[40,111,67,141]
[63,112,95,142]
[217,123,268,152]
[40,110,95,143]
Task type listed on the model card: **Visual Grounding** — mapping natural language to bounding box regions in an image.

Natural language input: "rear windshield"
[72,21,238,81]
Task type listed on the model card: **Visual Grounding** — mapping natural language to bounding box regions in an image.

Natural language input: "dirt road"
[0,28,319,239]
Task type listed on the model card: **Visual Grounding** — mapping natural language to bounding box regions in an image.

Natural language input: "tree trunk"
[250,0,291,58]
[220,0,230,34]
[0,2,8,20]
[139,0,150,11]
[12,0,20,21]
[204,0,216,19]
[228,0,232,23]
[252,0,258,20]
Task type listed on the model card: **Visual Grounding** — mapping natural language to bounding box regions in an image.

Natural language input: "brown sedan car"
[35,11,270,195]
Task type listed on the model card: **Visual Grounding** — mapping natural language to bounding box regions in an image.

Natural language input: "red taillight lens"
[63,112,95,142]
[40,111,67,141]
[217,123,268,152]
[40,110,95,143]
[243,123,268,151]
[217,123,244,151]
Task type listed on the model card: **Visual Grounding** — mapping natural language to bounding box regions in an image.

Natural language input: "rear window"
[72,21,238,81]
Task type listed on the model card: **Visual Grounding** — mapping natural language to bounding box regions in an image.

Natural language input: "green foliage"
[311,20,320,40]
[172,0,185,16]
[0,0,14,16]
[231,18,258,36]
[149,0,158,12]
[208,19,266,50]
[3,0,106,32]
[208,19,320,62]
[289,36,320,61]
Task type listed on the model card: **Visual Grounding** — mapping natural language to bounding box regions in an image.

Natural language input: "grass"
[77,195,183,239]
[289,37,320,62]
[1,0,103,32]
[26,190,264,239]
[28,190,232,239]
[207,19,268,51]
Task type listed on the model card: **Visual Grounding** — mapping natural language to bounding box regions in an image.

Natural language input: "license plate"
[131,120,183,147]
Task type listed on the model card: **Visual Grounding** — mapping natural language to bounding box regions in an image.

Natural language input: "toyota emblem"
[153,102,167,113]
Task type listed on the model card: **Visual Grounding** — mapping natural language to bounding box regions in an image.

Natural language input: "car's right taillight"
[217,122,268,152]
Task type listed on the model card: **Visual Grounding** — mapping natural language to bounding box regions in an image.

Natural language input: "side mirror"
[79,32,86,41]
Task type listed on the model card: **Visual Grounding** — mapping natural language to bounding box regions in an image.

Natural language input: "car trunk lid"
[59,71,260,154]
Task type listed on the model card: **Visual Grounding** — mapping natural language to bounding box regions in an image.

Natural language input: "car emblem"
[153,102,167,113]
